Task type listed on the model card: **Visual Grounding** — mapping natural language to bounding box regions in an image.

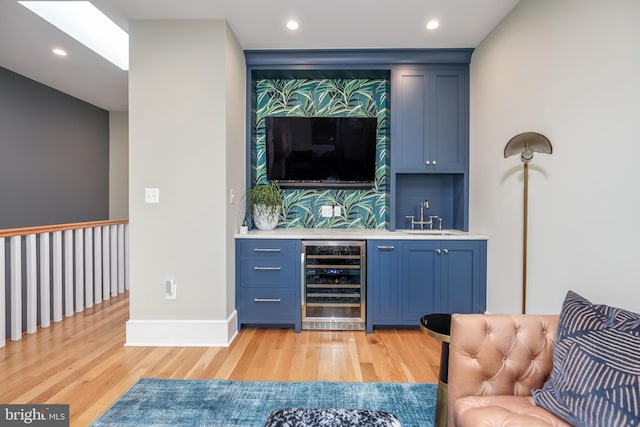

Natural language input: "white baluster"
[40,232,51,328]
[94,226,102,304]
[74,228,84,313]
[10,236,22,341]
[52,231,63,322]
[85,227,93,308]
[102,226,110,300]
[0,237,5,347]
[64,230,73,317]
[118,224,124,294]
[110,225,117,297]
[124,224,129,291]
[26,234,37,334]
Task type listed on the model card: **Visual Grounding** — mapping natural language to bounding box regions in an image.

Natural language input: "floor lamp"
[504,132,552,314]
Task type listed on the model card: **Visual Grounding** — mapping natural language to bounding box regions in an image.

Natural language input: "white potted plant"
[248,182,281,230]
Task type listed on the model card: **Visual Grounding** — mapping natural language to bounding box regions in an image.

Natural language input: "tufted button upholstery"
[455,396,571,427]
[447,314,566,427]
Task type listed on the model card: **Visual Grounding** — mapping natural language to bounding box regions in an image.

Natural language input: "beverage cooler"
[301,240,366,330]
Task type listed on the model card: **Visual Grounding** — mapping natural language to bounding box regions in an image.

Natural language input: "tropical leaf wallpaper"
[252,78,390,229]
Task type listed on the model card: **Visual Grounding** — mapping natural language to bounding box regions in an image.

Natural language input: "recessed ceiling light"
[286,20,300,31]
[52,48,67,56]
[426,20,440,31]
[19,1,128,70]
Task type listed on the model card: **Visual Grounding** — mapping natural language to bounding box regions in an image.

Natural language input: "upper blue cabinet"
[392,67,468,173]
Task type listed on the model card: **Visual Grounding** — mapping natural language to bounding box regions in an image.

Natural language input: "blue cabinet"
[402,242,440,324]
[236,239,301,332]
[390,66,470,231]
[439,241,486,314]
[366,241,402,332]
[392,67,468,173]
[367,239,486,332]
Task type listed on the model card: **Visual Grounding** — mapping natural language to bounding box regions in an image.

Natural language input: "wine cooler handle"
[301,252,305,305]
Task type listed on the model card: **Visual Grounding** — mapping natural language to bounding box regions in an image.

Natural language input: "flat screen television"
[265,116,377,188]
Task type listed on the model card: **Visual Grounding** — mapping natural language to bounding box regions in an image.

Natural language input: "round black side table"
[420,313,451,427]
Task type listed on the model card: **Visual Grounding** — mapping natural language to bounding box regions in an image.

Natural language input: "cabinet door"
[430,69,467,172]
[439,241,485,313]
[366,241,401,332]
[393,68,429,171]
[401,242,439,324]
[393,67,467,173]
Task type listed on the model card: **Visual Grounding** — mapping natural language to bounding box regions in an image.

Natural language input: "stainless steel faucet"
[405,200,442,230]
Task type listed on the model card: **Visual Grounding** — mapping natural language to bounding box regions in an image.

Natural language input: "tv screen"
[265,116,377,188]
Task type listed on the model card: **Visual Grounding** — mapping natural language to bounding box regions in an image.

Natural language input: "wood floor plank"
[0,292,441,426]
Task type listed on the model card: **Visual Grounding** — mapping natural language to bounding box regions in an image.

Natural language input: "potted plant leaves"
[248,182,281,230]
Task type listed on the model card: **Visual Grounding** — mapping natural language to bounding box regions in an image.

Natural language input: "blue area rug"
[91,378,437,427]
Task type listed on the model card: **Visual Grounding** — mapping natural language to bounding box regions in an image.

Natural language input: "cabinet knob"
[425,160,431,165]
[432,160,437,165]
[436,249,441,254]
[443,248,449,254]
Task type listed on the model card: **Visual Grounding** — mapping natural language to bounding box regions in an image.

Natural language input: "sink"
[399,229,464,236]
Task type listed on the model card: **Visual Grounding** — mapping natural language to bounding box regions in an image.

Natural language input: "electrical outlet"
[321,205,333,217]
[333,206,341,216]
[145,188,160,204]
[165,280,176,299]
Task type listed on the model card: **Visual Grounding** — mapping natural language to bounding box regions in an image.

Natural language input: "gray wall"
[109,111,129,219]
[469,0,640,314]
[0,66,109,229]
[126,20,245,346]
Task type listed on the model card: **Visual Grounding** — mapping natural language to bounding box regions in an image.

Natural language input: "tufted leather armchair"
[447,314,571,427]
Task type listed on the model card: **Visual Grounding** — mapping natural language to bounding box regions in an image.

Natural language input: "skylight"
[19,1,128,70]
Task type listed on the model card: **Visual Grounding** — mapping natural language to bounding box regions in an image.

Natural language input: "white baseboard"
[125,310,238,347]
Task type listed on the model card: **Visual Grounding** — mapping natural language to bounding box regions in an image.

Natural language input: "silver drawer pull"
[254,248,281,253]
[254,266,282,271]
[377,245,395,250]
[254,298,282,303]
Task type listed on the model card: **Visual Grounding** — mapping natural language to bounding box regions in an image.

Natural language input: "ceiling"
[0,0,520,112]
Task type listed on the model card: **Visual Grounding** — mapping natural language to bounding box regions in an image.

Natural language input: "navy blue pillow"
[532,291,640,427]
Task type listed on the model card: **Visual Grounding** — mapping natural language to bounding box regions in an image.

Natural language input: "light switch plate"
[333,206,341,216]
[165,280,176,299]
[321,205,333,217]
[145,188,160,204]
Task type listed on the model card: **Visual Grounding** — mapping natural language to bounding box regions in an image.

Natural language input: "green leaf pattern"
[253,78,389,229]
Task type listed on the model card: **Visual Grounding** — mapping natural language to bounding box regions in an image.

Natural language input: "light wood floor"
[0,292,442,426]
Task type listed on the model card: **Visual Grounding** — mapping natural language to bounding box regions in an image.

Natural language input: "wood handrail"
[0,219,129,238]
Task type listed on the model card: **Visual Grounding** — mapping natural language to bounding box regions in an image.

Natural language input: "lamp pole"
[522,162,528,314]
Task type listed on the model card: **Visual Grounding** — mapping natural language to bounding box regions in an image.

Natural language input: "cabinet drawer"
[239,258,298,288]
[238,289,298,323]
[238,239,299,257]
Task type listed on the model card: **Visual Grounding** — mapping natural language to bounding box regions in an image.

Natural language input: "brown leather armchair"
[447,314,571,427]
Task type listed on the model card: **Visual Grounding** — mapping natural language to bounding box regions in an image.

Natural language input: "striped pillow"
[532,291,640,427]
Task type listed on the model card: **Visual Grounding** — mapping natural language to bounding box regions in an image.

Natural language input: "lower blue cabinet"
[236,239,301,332]
[367,239,486,332]
[236,238,485,334]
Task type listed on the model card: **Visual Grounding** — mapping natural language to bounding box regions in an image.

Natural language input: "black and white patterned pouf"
[264,408,402,427]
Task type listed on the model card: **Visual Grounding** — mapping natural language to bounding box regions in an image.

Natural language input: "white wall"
[127,20,245,346]
[109,111,129,219]
[470,0,640,314]
[224,25,247,316]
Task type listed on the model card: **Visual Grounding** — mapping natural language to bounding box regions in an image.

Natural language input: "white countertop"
[235,228,488,240]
